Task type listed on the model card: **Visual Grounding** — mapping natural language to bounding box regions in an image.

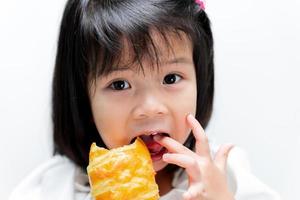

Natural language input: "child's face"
[89,32,197,171]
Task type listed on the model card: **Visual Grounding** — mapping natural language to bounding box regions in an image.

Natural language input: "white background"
[0,0,299,199]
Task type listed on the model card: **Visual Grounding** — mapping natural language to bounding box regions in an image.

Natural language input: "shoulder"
[9,155,77,200]
[211,144,281,200]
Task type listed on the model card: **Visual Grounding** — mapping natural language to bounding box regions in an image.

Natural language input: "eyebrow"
[109,57,193,73]
[163,57,193,65]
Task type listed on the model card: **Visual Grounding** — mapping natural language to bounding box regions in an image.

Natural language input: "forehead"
[116,30,193,71]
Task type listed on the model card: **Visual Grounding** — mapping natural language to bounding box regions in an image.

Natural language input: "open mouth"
[132,132,169,162]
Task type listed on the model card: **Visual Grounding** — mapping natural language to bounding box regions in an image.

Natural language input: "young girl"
[10,0,280,199]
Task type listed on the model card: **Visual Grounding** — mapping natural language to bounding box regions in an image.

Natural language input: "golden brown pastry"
[87,137,159,200]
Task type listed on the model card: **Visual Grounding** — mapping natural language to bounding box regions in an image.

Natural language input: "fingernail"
[186,113,194,122]
[225,143,235,153]
[153,135,162,141]
[187,113,193,118]
[162,153,169,160]
[226,143,235,148]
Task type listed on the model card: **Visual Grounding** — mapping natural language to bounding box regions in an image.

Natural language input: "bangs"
[79,0,198,82]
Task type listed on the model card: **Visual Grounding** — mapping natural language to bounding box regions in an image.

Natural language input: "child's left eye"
[163,74,182,84]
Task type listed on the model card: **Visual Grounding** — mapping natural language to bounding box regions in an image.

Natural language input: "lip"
[134,131,170,162]
[129,129,171,145]
[138,134,168,162]
[135,129,170,136]
[151,147,167,162]
[130,130,170,143]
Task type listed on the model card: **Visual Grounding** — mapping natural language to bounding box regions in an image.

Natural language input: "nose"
[132,90,169,120]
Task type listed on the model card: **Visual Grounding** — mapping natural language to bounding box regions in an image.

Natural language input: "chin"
[153,160,168,172]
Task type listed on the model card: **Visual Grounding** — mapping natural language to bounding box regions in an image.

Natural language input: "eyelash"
[163,74,182,85]
[108,73,183,91]
[109,80,130,90]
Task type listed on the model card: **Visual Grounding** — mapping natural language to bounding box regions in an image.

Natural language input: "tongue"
[147,142,164,153]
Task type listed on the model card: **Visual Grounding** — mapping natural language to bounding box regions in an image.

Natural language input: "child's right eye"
[109,80,130,90]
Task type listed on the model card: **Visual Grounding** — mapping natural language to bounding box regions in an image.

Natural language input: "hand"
[154,114,235,200]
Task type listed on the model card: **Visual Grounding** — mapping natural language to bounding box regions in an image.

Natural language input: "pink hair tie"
[195,0,205,10]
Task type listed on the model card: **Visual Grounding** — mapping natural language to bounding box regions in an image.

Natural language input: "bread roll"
[87,137,160,200]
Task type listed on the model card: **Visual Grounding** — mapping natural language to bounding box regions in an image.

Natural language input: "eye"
[163,74,182,84]
[109,80,130,90]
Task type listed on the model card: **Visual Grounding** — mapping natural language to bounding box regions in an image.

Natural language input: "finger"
[163,153,201,182]
[186,114,211,158]
[183,183,204,200]
[214,144,235,172]
[153,135,195,158]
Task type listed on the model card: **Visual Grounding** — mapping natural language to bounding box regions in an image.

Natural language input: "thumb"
[214,144,234,172]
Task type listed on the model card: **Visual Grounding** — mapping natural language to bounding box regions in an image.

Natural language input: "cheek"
[91,97,129,148]
[174,84,197,114]
[172,86,197,143]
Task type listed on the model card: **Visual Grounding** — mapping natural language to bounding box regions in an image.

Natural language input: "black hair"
[52,0,214,170]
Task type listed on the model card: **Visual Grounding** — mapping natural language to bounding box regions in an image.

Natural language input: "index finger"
[187,114,211,158]
[153,134,196,158]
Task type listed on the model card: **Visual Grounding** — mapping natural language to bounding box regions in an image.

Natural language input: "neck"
[155,168,174,196]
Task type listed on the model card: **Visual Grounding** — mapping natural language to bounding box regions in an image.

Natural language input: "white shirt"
[9,146,281,200]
